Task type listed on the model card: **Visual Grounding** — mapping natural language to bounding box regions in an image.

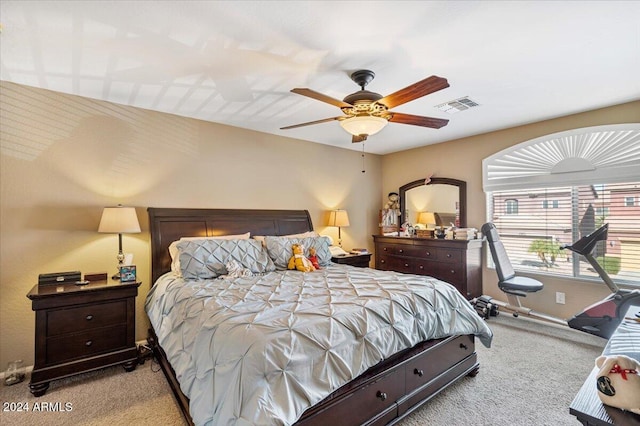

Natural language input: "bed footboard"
[148,327,479,426]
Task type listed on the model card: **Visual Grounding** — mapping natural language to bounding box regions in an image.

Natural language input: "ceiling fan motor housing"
[342,90,383,106]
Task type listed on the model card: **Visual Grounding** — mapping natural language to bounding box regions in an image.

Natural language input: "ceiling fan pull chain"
[362,142,366,173]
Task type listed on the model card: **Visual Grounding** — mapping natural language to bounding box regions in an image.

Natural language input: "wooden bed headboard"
[148,208,314,283]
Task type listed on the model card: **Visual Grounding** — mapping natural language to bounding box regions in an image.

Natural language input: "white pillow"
[253,231,318,247]
[169,233,251,274]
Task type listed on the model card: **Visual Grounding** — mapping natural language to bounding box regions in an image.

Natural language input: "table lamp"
[98,205,141,279]
[418,211,437,229]
[327,209,350,247]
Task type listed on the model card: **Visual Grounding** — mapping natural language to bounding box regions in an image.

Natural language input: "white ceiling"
[1,1,639,155]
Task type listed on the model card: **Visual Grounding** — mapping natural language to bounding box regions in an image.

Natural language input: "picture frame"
[119,265,137,282]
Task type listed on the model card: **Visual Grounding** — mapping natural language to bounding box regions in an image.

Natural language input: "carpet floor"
[0,314,605,426]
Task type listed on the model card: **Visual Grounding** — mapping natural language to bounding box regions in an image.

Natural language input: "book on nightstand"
[350,248,370,255]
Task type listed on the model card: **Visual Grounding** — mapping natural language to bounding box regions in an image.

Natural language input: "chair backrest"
[481,222,515,282]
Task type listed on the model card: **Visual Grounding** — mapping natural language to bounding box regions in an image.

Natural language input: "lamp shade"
[418,211,436,226]
[98,206,141,234]
[327,209,350,227]
[339,116,388,137]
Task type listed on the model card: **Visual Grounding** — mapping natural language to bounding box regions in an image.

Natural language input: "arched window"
[483,124,640,285]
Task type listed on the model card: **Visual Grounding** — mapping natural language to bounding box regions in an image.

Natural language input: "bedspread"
[145,264,493,426]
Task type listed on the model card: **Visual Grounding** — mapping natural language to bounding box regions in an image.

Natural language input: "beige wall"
[2,81,638,370]
[0,82,383,368]
[382,100,640,320]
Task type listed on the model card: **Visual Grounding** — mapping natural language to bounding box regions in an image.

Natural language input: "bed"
[145,207,492,426]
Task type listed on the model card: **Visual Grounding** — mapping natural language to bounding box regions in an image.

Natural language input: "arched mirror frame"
[399,177,467,228]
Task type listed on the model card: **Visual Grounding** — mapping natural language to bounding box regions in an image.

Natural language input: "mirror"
[399,177,467,229]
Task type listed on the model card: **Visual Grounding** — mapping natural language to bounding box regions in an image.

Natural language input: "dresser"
[27,280,140,396]
[373,236,483,299]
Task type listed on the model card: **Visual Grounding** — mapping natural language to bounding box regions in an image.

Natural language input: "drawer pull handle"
[398,249,403,253]
[447,254,452,258]
[426,251,430,256]
[460,343,468,350]
[85,340,93,347]
[450,269,455,274]
[404,263,409,267]
[383,247,387,251]
[86,315,93,321]
[380,259,385,263]
[376,391,387,401]
[414,368,424,377]
[419,265,424,270]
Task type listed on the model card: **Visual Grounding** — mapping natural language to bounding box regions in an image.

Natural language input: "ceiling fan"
[281,70,450,143]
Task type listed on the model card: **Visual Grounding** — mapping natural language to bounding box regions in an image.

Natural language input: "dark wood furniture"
[570,305,640,426]
[147,207,481,426]
[399,177,467,228]
[373,235,482,299]
[27,279,140,396]
[331,252,372,268]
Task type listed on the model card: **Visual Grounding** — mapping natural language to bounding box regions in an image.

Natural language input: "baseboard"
[0,341,150,381]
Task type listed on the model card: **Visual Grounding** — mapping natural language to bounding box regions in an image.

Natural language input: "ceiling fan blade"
[280,117,343,130]
[352,135,367,143]
[389,113,449,129]
[291,88,353,108]
[377,76,450,109]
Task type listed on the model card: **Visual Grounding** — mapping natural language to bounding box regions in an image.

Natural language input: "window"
[483,124,640,286]
[487,183,640,283]
[505,199,518,214]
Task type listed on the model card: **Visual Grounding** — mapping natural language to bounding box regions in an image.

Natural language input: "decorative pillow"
[253,231,318,247]
[265,235,332,270]
[177,238,275,279]
[169,233,251,274]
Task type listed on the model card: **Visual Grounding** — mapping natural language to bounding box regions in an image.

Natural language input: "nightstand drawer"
[46,325,128,364]
[47,300,127,336]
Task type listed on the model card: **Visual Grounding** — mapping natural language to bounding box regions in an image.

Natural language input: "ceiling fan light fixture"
[340,115,388,137]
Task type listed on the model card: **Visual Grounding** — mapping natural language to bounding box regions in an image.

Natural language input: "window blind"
[487,182,640,285]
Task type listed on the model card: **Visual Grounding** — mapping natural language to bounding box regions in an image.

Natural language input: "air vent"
[434,96,479,114]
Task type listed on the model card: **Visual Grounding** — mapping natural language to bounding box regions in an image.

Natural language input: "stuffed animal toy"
[384,192,400,210]
[287,244,316,272]
[595,354,640,415]
[308,247,321,270]
[222,259,253,279]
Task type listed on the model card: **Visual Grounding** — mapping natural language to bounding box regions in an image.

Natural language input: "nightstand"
[26,280,140,396]
[331,252,372,268]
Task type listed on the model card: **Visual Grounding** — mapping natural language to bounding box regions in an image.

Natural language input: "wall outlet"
[556,292,566,305]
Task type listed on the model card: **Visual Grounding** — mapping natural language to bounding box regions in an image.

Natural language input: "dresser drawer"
[435,263,464,285]
[377,244,402,255]
[46,324,128,364]
[438,248,462,264]
[410,246,438,260]
[47,300,127,336]
[405,335,474,394]
[387,256,415,274]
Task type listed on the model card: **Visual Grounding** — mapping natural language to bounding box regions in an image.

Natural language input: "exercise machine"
[474,222,640,339]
